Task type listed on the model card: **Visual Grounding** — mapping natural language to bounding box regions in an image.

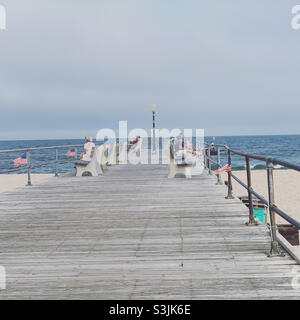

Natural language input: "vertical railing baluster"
[208,144,212,175]
[225,148,234,199]
[26,150,32,186]
[267,159,284,257]
[216,147,223,185]
[245,156,257,226]
[117,141,120,164]
[54,148,58,177]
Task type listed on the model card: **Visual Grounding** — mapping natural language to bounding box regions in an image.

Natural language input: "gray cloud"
[0,0,299,139]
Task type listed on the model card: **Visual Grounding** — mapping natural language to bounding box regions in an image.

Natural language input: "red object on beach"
[13,153,28,167]
[214,163,231,174]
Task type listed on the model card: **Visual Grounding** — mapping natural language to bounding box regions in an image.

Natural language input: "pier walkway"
[0,164,299,299]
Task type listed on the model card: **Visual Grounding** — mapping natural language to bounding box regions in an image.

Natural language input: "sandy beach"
[0,174,53,193]
[221,170,300,225]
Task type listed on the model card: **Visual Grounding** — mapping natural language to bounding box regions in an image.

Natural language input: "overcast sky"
[0,0,300,140]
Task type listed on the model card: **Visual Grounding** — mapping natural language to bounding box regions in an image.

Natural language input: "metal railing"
[204,142,300,257]
[0,143,103,186]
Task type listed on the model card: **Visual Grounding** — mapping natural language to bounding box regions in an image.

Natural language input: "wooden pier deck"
[0,164,299,299]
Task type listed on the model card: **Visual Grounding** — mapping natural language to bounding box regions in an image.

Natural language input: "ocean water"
[0,135,299,173]
[204,135,300,170]
[0,139,87,174]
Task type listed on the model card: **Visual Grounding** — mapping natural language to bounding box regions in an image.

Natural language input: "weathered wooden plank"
[0,164,299,299]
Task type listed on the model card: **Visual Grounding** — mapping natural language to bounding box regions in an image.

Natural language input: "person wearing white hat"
[80,136,95,161]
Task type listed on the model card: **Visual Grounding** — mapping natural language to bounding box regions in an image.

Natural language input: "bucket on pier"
[253,208,266,223]
[238,196,267,223]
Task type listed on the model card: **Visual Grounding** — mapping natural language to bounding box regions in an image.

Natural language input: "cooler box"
[253,208,266,223]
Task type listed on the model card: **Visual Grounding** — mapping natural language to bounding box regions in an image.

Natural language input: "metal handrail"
[0,142,103,184]
[204,142,300,258]
[205,142,300,170]
[0,143,90,153]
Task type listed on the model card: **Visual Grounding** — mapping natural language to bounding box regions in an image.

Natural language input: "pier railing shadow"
[204,143,300,262]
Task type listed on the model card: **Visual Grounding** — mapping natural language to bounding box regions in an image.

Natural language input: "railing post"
[204,148,208,169]
[116,142,120,164]
[225,149,234,199]
[245,156,257,226]
[208,144,212,175]
[216,147,223,185]
[267,159,284,257]
[54,148,58,177]
[75,148,78,159]
[26,150,32,186]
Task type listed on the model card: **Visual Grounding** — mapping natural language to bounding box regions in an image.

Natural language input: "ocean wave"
[253,164,266,170]
[231,164,288,171]
[231,164,266,171]
[231,165,245,171]
[273,164,286,169]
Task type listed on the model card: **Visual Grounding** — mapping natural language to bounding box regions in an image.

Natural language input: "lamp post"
[150,103,157,153]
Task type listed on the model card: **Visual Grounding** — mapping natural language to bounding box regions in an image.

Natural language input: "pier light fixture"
[150,103,157,152]
[150,103,157,113]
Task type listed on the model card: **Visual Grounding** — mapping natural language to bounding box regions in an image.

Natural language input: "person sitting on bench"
[174,134,197,165]
[80,136,95,162]
[127,136,140,152]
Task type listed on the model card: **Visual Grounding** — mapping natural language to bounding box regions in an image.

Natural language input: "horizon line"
[0,132,300,142]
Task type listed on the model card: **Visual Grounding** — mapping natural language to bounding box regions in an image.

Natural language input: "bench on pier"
[118,138,143,164]
[100,144,110,171]
[75,147,98,176]
[128,137,142,156]
[75,145,108,176]
[107,142,117,166]
[167,139,195,179]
